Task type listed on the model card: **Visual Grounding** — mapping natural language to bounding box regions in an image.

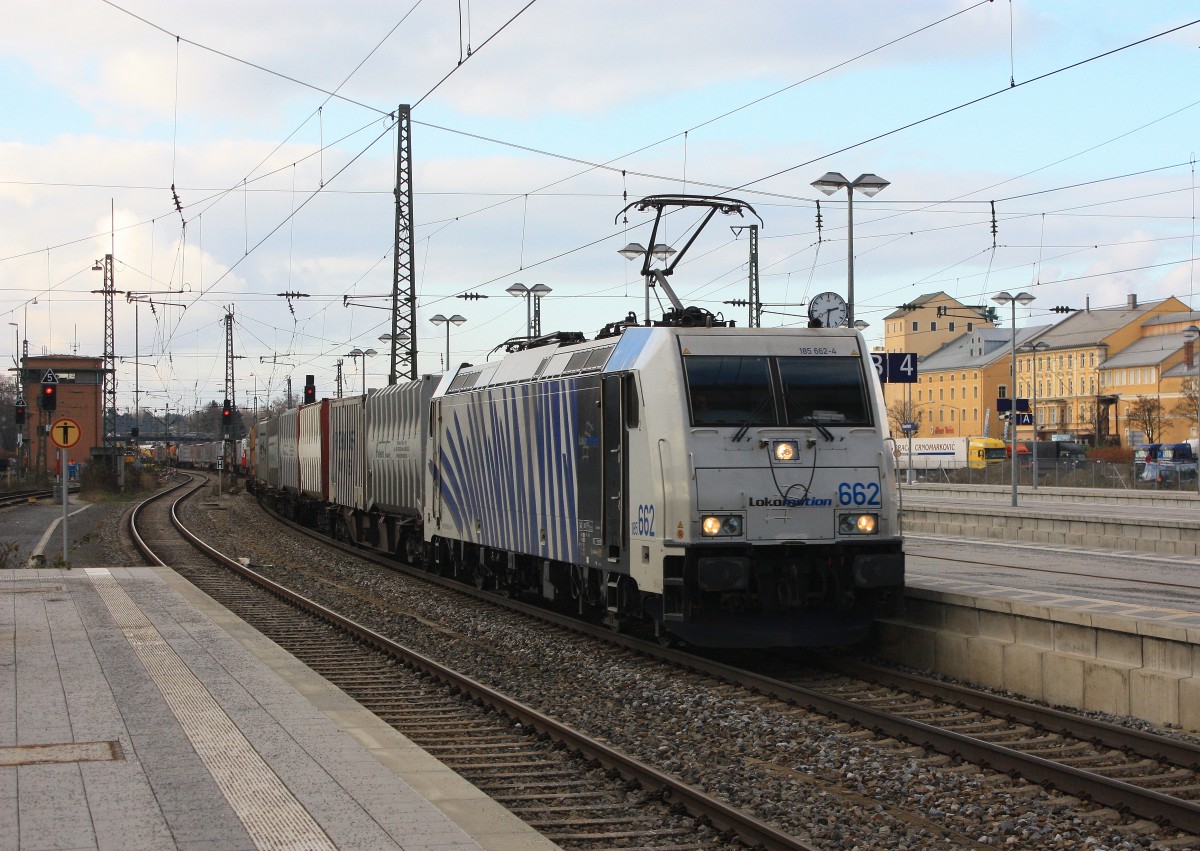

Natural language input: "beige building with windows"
[889,327,1046,439]
[883,292,1196,447]
[1015,296,1191,445]
[881,292,995,358]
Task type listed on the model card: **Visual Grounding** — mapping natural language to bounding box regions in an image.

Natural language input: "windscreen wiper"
[797,416,834,442]
[732,393,774,442]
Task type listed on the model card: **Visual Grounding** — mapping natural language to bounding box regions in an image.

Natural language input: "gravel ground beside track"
[169,486,1200,851]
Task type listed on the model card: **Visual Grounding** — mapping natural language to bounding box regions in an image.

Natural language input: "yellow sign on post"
[50,417,81,449]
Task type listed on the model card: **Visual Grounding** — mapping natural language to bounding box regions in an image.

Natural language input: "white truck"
[895,436,1007,470]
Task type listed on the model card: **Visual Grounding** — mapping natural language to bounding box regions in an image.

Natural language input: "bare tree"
[1174,376,1199,435]
[886,397,917,438]
[1127,395,1165,444]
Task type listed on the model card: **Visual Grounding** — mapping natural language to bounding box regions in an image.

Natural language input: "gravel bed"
[172,486,1199,851]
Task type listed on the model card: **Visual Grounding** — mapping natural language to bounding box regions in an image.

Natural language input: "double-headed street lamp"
[429,314,466,370]
[810,172,890,326]
[993,291,1036,506]
[618,242,676,324]
[505,283,552,338]
[346,347,377,396]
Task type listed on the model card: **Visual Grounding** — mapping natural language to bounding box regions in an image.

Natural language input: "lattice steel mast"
[100,253,117,453]
[390,104,417,382]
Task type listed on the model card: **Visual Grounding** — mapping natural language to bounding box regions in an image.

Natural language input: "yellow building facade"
[883,293,1195,447]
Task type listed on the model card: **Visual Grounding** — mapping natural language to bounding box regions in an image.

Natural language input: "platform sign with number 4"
[869,352,918,384]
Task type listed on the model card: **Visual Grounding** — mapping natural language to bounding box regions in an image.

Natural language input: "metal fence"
[903,460,1199,491]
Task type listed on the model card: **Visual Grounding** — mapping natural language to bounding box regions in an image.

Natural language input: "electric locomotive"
[250,194,904,647]
[424,321,903,647]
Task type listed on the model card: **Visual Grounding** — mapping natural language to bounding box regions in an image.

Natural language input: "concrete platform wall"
[875,587,1200,732]
[901,505,1200,556]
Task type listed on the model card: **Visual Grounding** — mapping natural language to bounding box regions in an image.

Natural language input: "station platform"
[877,572,1200,733]
[1,565,557,851]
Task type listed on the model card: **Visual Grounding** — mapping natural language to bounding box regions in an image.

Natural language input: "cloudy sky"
[3,1,1198,415]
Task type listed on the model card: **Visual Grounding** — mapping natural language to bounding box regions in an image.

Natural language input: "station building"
[883,293,1198,446]
[15,354,106,475]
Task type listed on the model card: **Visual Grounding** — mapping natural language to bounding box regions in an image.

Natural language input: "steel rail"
[140,485,817,851]
[254,498,1200,835]
[809,653,1200,769]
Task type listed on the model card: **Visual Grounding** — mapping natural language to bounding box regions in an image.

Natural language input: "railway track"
[239,492,1200,845]
[129,474,814,851]
[0,487,70,509]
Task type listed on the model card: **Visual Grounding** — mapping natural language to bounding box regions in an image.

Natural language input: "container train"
[175,438,248,474]
[246,322,905,648]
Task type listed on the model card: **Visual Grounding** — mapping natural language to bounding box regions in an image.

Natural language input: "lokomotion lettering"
[749,495,832,507]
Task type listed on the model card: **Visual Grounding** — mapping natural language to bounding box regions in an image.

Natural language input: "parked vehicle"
[1152,442,1197,483]
[1016,440,1087,469]
[896,436,1007,470]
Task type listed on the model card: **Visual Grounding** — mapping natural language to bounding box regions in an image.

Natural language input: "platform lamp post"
[1019,341,1049,489]
[429,314,466,370]
[505,284,552,338]
[1184,326,1200,495]
[346,347,377,396]
[617,242,676,325]
[810,172,889,326]
[993,291,1036,506]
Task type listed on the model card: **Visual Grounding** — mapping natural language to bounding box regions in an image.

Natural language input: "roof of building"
[882,291,991,321]
[1099,332,1190,369]
[1029,298,1170,350]
[1162,359,1200,380]
[918,325,1051,372]
[1143,309,1200,328]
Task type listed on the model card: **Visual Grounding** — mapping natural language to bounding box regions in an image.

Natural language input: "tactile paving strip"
[84,568,336,851]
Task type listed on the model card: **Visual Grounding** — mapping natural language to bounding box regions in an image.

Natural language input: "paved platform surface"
[1,565,558,851]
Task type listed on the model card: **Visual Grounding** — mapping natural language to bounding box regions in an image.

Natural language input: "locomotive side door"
[602,374,629,562]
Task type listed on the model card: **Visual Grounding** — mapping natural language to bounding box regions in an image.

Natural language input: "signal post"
[49,415,81,567]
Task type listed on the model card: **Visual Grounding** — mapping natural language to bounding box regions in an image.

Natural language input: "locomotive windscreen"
[684,355,871,427]
[685,356,774,426]
[778,357,871,426]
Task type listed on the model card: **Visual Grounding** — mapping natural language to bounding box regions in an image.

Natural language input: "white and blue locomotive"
[251,194,903,647]
[251,321,903,647]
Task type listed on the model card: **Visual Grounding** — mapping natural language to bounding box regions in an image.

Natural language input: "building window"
[967,322,974,332]
[949,322,955,332]
[912,321,918,332]
[930,322,937,331]
[973,386,978,398]
[950,388,955,400]
[998,385,1008,399]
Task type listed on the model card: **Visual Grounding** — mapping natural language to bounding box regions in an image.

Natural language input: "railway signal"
[40,384,57,411]
[222,399,232,429]
[303,375,316,405]
[15,400,26,425]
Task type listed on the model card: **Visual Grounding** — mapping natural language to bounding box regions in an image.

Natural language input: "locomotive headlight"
[838,513,879,535]
[773,440,798,462]
[701,514,744,537]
